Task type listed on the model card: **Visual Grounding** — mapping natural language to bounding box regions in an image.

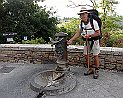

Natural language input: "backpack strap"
[89,18,95,51]
[89,18,95,31]
[80,20,84,32]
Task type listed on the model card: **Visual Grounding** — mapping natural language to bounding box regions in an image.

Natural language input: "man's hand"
[82,34,91,39]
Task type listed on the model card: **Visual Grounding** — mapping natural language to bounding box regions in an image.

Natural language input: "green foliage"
[0,0,5,43]
[109,30,123,47]
[0,0,3,10]
[58,18,83,45]
[31,8,58,42]
[2,0,38,32]
[22,37,45,44]
[101,15,123,32]
[101,30,123,47]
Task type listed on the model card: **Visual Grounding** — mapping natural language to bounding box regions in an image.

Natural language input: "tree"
[0,0,5,43]
[1,0,39,34]
[30,8,58,43]
[99,0,118,28]
[0,0,58,43]
[0,0,3,9]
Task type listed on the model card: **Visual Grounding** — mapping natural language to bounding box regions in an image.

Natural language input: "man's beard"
[82,18,89,25]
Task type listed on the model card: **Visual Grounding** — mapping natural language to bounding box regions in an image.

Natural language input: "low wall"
[0,44,123,71]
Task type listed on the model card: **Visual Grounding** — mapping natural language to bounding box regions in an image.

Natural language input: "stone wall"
[0,44,123,71]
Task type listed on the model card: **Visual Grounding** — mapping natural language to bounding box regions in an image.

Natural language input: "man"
[67,7,100,79]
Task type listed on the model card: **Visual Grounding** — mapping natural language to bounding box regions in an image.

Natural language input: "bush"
[22,38,45,44]
[103,30,123,47]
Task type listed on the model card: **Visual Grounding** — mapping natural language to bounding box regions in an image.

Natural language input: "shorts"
[83,40,100,55]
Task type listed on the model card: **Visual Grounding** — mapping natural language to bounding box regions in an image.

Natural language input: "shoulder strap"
[90,18,95,31]
[80,20,83,31]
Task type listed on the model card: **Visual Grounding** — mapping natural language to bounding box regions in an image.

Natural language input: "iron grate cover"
[0,67,15,73]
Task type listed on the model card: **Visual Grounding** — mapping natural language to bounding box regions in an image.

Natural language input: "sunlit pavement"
[0,62,123,98]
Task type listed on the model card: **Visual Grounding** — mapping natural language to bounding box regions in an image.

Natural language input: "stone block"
[105,64,116,70]
[117,60,123,64]
[116,64,123,71]
[113,52,121,56]
[100,59,105,66]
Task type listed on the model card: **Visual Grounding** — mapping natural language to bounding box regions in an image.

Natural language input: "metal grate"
[0,67,15,73]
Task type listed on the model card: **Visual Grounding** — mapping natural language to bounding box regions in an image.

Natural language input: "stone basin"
[30,70,77,96]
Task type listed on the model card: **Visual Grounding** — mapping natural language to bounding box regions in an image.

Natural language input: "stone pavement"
[0,62,123,98]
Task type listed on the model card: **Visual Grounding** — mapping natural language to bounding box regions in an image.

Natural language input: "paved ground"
[0,62,123,98]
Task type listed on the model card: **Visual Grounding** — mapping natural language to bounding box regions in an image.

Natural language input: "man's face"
[80,12,88,22]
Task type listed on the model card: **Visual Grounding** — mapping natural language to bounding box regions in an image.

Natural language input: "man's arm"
[90,20,100,38]
[67,29,81,45]
[90,30,100,38]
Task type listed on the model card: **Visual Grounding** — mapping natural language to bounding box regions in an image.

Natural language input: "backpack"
[81,9,102,41]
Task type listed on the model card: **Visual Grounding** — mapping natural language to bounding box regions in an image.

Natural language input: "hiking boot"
[84,68,94,76]
[93,67,99,79]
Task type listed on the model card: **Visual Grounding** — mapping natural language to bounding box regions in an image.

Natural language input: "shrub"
[22,38,45,44]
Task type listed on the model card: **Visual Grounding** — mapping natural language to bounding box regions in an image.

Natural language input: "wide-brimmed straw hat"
[77,7,91,15]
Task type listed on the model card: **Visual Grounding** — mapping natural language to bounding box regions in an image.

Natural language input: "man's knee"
[93,55,99,60]
[93,55,99,57]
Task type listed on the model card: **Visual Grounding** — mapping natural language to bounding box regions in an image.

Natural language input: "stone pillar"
[51,32,69,71]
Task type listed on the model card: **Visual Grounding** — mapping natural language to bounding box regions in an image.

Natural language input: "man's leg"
[93,55,100,79]
[94,55,100,68]
[85,55,92,67]
[92,40,100,79]
[83,41,94,75]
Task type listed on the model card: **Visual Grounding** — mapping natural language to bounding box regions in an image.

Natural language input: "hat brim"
[77,11,90,15]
